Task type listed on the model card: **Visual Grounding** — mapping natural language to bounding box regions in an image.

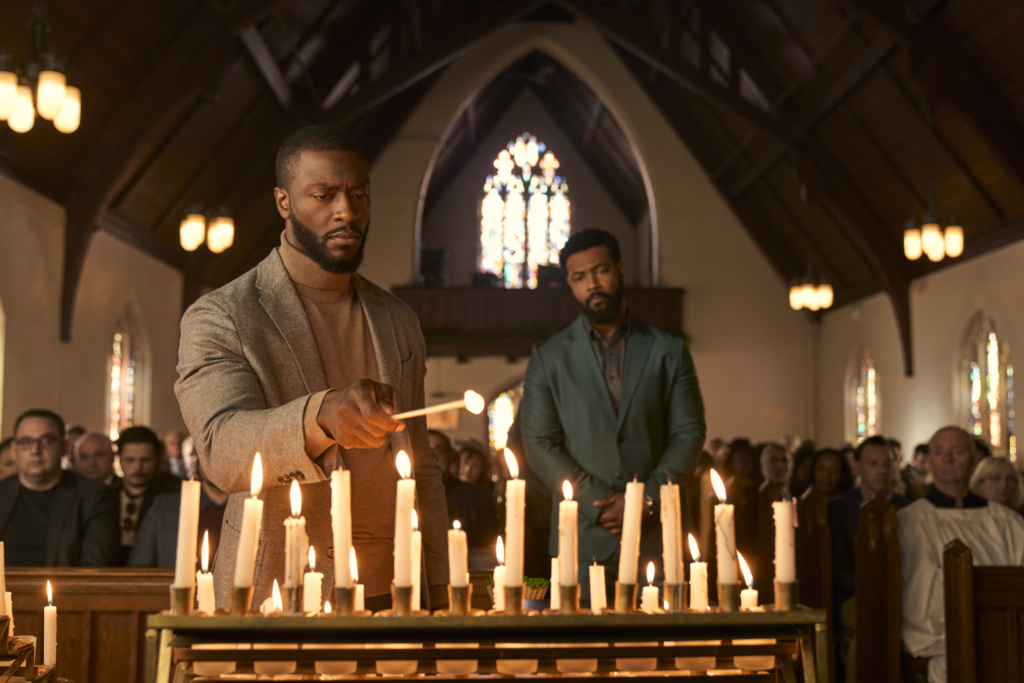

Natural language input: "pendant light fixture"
[788,276,833,312]
[904,109,963,262]
[178,97,234,253]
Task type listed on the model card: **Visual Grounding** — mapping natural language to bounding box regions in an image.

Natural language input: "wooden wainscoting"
[6,568,173,683]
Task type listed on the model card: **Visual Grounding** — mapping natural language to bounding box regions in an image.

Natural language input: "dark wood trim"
[942,539,975,683]
[855,494,901,682]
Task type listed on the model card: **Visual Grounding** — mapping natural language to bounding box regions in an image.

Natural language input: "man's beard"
[291,212,369,275]
[578,281,626,324]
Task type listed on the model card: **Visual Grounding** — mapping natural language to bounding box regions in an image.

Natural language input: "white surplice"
[898,499,1024,683]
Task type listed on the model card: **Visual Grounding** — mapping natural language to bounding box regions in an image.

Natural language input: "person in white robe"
[898,426,1024,683]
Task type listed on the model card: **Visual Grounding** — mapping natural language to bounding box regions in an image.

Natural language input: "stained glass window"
[108,324,136,441]
[1009,364,1016,461]
[964,319,1013,457]
[480,133,571,288]
[855,356,878,438]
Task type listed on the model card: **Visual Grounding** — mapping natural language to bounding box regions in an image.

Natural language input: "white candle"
[493,537,506,611]
[196,531,216,615]
[738,553,758,610]
[394,451,415,587]
[331,469,352,588]
[550,557,560,610]
[589,562,607,612]
[773,499,796,583]
[411,510,422,610]
[640,563,659,613]
[660,482,683,584]
[558,481,578,586]
[503,450,526,587]
[173,479,201,588]
[351,549,365,611]
[4,592,11,635]
[43,580,56,666]
[233,453,264,589]
[710,470,737,585]
[448,521,469,588]
[284,481,309,591]
[617,480,645,585]
[0,542,6,617]
[304,546,323,613]
[688,534,708,611]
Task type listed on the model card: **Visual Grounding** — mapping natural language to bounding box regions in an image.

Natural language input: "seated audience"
[751,443,790,599]
[786,443,817,499]
[111,426,182,566]
[74,432,120,486]
[431,430,499,548]
[0,438,15,481]
[163,429,188,479]
[66,424,87,443]
[0,409,118,566]
[901,443,930,500]
[802,448,854,499]
[458,443,492,488]
[899,427,1024,683]
[970,455,1024,512]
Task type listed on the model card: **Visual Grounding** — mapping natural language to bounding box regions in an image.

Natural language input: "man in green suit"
[521,228,705,599]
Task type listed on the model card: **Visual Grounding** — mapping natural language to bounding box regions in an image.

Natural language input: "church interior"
[0,0,1023,681]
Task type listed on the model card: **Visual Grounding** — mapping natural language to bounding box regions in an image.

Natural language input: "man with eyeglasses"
[0,409,119,566]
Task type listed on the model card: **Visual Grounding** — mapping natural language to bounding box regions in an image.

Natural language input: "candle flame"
[562,480,573,501]
[396,450,412,479]
[710,469,727,503]
[504,448,519,479]
[251,453,263,496]
[272,579,283,612]
[308,546,316,572]
[290,479,302,517]
[46,580,52,605]
[411,509,419,530]
[464,390,485,415]
[201,530,210,573]
[453,520,461,530]
[664,600,669,611]
[324,601,332,615]
[688,533,701,563]
[350,547,359,583]
[496,536,505,565]
[738,552,753,589]
[646,561,655,585]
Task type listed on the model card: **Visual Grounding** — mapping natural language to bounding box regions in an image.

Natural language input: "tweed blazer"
[175,248,448,609]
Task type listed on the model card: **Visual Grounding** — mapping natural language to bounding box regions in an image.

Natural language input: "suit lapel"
[567,319,618,424]
[46,474,76,566]
[617,320,654,430]
[255,250,327,394]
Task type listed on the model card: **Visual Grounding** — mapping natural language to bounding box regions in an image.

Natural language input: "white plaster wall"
[367,21,815,444]
[818,239,1024,453]
[424,357,529,443]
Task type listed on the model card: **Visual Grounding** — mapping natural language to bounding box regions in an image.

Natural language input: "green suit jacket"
[521,316,706,563]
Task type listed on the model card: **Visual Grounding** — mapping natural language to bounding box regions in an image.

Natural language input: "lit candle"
[660,480,683,585]
[550,557,560,610]
[331,469,352,588]
[43,580,56,666]
[448,521,469,588]
[773,499,796,583]
[284,480,309,593]
[688,534,708,611]
[233,454,264,589]
[196,531,216,615]
[325,601,331,614]
[503,450,526,587]
[617,479,645,585]
[304,546,323,614]
[640,562,659,613]
[350,549,365,611]
[492,537,506,611]
[411,510,422,610]
[3,593,11,636]
[260,579,283,615]
[558,481,578,587]
[589,561,607,612]
[173,478,201,589]
[710,469,737,585]
[738,553,758,610]
[394,452,415,587]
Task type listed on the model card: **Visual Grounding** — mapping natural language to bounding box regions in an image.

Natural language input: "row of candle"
[0,543,57,666]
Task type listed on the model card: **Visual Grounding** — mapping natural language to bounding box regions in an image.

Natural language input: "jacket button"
[615,473,623,480]
[278,476,285,484]
[327,547,335,559]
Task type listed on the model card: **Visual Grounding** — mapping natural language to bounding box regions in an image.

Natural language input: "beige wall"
[817,239,1024,453]
[0,173,185,437]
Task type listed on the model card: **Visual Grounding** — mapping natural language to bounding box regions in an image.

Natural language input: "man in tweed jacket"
[175,126,449,611]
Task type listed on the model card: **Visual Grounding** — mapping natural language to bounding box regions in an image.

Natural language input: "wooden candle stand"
[0,615,58,683]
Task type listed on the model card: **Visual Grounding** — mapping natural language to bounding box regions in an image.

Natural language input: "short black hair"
[914,443,928,456]
[558,228,621,274]
[116,426,164,459]
[885,438,901,450]
[275,125,365,189]
[14,409,65,438]
[854,435,888,462]
[0,437,12,453]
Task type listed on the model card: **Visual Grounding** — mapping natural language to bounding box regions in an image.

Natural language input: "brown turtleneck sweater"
[279,231,397,597]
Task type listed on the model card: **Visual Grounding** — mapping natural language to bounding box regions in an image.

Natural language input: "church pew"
[6,568,173,683]
[795,488,834,682]
[944,539,1024,682]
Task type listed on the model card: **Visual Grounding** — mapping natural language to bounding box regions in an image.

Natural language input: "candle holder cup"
[503,584,524,615]
[774,580,798,611]
[391,584,415,616]
[229,585,254,615]
[284,584,303,615]
[558,584,581,614]
[334,586,357,616]
[664,583,686,613]
[613,582,638,613]
[448,584,473,616]
[716,582,740,613]
[169,585,195,616]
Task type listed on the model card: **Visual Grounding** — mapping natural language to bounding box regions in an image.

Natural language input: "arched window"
[487,381,523,453]
[963,315,1014,458]
[855,354,879,439]
[479,133,571,289]
[108,319,137,441]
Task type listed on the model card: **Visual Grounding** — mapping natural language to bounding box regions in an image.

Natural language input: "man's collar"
[581,309,632,340]
[926,484,988,508]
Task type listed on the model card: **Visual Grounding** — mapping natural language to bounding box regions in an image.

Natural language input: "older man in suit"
[176,126,449,612]
[522,228,706,598]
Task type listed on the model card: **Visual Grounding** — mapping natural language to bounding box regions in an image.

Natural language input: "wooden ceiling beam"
[241,26,293,109]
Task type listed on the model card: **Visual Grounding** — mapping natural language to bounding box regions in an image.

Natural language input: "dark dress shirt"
[925,485,988,508]
[582,315,631,411]
[111,470,184,566]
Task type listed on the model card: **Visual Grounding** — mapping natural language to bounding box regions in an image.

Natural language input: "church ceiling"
[0,0,1022,365]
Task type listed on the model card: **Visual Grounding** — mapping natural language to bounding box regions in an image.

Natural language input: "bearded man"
[175,126,448,612]
[521,228,706,599]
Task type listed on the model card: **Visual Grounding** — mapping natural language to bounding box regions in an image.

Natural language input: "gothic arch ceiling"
[1,0,1023,374]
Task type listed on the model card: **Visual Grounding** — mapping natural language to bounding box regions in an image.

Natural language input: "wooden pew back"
[855,493,901,681]
[795,489,832,611]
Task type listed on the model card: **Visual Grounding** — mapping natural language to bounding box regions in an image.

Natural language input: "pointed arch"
[845,347,879,444]
[960,312,1014,456]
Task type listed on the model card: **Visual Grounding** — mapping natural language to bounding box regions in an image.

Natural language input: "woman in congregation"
[970,456,1024,514]
[802,448,855,500]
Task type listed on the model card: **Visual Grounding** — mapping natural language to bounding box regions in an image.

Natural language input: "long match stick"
[392,390,485,420]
